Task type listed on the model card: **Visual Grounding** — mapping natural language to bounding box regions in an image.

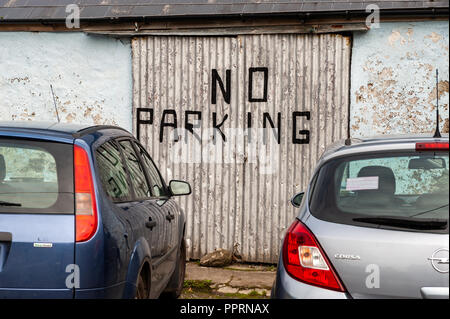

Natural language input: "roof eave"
[0,7,448,24]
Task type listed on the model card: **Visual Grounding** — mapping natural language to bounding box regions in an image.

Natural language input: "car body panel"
[305,214,449,298]
[123,237,152,298]
[72,282,128,299]
[273,134,449,299]
[0,129,74,145]
[0,288,73,299]
[0,214,75,296]
[0,122,186,299]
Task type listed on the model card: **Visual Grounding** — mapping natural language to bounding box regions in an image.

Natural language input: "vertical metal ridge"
[132,33,351,263]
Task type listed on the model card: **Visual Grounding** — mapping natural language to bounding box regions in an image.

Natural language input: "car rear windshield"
[0,138,74,214]
[309,151,449,233]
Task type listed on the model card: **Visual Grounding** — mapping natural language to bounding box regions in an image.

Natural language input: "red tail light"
[74,145,98,242]
[416,142,449,151]
[282,219,345,292]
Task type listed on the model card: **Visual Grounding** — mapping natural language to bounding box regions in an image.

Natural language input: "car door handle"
[166,213,175,222]
[145,218,157,230]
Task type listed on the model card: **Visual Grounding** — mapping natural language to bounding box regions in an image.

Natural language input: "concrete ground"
[181,262,276,299]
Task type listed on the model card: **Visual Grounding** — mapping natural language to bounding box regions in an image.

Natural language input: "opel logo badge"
[428,248,449,273]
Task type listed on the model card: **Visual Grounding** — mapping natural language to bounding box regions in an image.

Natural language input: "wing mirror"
[169,180,192,196]
[290,192,304,208]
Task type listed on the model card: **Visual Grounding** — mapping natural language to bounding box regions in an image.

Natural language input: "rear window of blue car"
[309,151,449,233]
[0,138,74,214]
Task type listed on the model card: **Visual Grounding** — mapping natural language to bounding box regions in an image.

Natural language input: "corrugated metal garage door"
[132,33,351,263]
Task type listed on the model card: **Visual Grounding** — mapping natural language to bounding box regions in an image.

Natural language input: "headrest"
[0,154,5,182]
[357,165,396,194]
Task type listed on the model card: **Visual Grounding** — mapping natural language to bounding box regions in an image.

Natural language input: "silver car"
[272,135,449,299]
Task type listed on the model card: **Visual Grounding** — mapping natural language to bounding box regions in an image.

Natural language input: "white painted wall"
[351,21,449,137]
[0,32,132,131]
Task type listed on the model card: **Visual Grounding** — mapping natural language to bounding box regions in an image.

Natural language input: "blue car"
[0,121,190,299]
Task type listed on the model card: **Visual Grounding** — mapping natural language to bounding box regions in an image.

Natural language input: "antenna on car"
[433,69,441,138]
[50,84,60,123]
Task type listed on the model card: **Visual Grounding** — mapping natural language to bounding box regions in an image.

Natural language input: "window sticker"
[346,176,379,191]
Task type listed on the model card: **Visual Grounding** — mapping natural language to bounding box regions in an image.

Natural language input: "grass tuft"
[183,280,213,292]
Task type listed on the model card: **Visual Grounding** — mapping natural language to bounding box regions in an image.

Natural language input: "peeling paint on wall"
[351,21,449,137]
[0,32,132,130]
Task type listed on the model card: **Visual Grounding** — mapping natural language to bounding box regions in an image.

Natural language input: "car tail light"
[416,142,449,151]
[282,219,345,292]
[74,145,98,242]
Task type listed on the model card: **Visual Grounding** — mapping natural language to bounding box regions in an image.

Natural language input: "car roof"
[320,134,450,164]
[0,121,131,139]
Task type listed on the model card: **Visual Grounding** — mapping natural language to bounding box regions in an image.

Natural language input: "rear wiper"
[353,216,448,230]
[0,200,22,207]
[410,204,449,218]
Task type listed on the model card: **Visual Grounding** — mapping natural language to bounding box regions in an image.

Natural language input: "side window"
[135,143,168,197]
[308,172,319,204]
[118,140,152,199]
[96,141,131,202]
